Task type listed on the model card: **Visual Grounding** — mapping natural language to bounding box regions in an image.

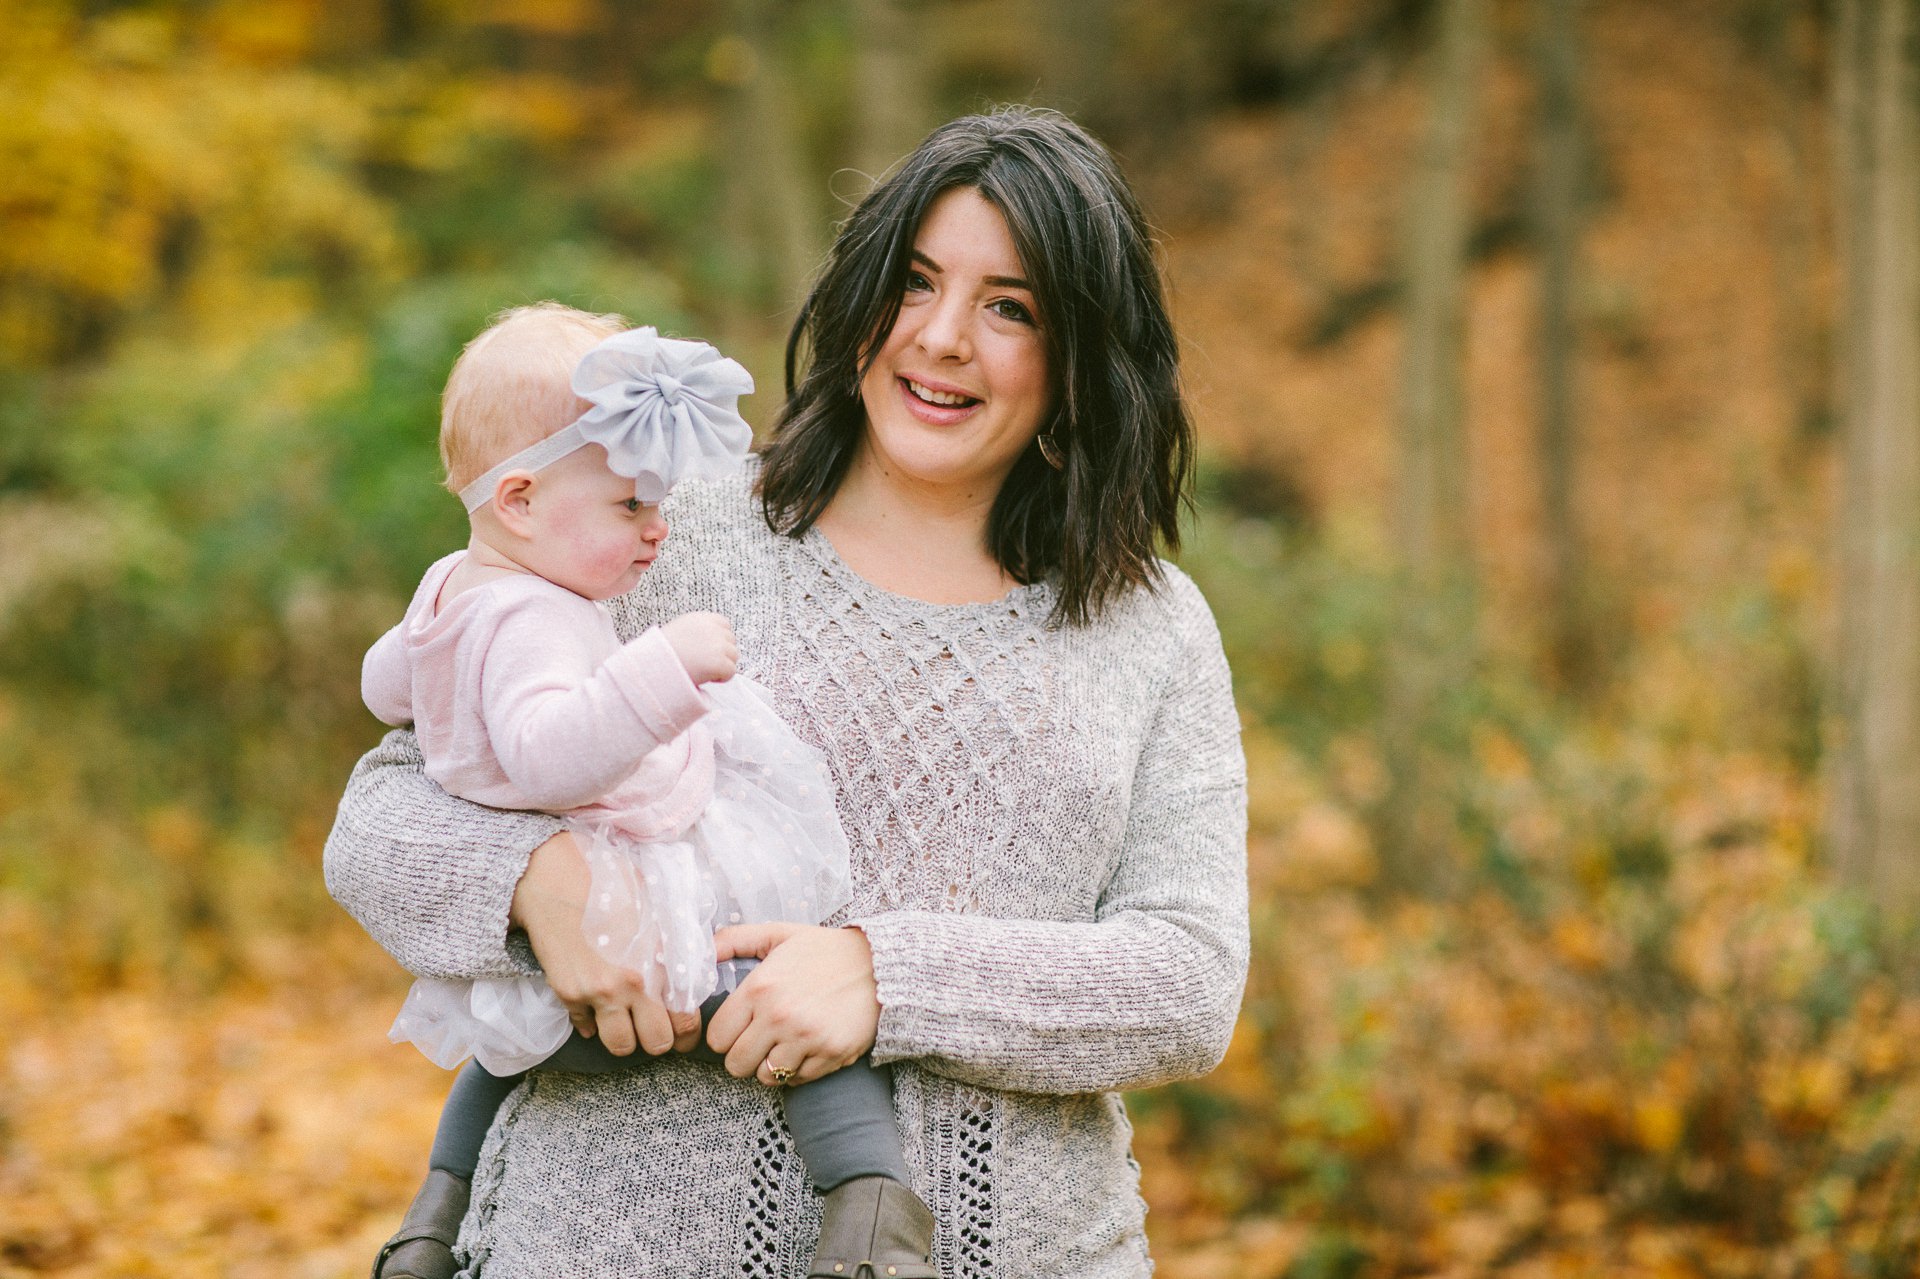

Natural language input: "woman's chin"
[864,434,1024,497]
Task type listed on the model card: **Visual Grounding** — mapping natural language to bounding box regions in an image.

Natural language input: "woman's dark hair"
[756,106,1194,626]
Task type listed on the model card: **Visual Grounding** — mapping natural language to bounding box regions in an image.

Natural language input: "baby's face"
[515,446,667,600]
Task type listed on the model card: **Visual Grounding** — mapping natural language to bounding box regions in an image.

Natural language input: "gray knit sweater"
[324,468,1249,1278]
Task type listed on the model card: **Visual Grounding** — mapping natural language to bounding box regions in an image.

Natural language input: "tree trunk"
[721,0,819,318]
[1282,74,1340,313]
[1828,0,1920,922]
[1761,0,1827,443]
[1380,0,1487,897]
[1533,0,1592,692]
[852,0,931,186]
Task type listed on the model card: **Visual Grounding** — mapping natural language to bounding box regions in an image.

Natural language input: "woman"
[327,106,1249,1278]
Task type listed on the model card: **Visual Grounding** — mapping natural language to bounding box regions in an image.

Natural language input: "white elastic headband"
[458,422,595,513]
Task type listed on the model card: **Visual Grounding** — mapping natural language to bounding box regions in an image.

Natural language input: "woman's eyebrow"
[910,249,1032,292]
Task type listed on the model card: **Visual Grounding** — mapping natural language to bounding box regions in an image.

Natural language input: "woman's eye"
[991,298,1035,325]
[904,269,933,293]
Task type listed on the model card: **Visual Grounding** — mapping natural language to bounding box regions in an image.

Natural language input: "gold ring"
[769,1063,796,1086]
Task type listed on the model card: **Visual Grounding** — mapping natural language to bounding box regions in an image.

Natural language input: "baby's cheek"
[567,528,640,581]
[596,536,644,577]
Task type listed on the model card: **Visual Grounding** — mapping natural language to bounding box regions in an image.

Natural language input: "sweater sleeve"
[478,604,709,810]
[852,577,1250,1095]
[323,728,559,980]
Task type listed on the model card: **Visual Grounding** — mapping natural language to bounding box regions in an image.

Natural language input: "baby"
[361,304,936,1279]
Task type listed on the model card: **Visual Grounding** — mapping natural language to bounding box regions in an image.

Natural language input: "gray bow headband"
[459,327,754,513]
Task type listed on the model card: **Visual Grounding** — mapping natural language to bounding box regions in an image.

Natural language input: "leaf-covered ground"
[9,832,1920,1279]
[0,931,444,1278]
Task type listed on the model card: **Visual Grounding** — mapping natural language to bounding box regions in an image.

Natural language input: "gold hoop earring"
[1037,432,1064,470]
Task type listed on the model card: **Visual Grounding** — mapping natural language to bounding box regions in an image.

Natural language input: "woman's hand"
[707,923,880,1086]
[510,832,701,1056]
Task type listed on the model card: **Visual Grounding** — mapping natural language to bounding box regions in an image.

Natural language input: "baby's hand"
[662,612,739,685]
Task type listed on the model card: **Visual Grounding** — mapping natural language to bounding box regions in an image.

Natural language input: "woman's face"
[856,186,1052,500]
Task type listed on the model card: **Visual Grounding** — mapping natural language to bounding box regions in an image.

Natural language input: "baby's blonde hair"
[440,301,630,494]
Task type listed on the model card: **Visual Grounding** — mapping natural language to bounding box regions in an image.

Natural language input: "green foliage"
[1188,464,1395,759]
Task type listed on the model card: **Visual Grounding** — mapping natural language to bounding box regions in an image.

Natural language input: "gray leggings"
[426,959,909,1193]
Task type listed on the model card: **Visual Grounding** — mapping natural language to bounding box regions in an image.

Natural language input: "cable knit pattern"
[325,466,1249,1278]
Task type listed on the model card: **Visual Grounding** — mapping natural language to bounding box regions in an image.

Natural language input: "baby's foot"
[372,1168,469,1279]
[807,1175,938,1278]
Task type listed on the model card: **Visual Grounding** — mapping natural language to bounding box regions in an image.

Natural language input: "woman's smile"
[895,373,983,423]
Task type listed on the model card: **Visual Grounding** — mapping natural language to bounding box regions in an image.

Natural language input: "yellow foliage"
[0,6,407,363]
[1632,1097,1683,1155]
[1144,746,1920,1277]
[0,0,635,369]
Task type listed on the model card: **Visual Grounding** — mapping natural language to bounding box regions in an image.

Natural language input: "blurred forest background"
[4,0,1920,1274]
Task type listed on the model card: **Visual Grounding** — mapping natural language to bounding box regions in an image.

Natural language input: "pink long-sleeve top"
[362,551,714,839]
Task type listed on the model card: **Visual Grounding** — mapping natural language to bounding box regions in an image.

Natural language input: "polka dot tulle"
[577,676,852,1012]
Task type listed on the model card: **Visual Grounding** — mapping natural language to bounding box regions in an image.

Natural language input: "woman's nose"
[914,297,972,362]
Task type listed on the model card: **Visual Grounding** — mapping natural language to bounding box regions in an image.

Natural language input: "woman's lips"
[896,376,981,425]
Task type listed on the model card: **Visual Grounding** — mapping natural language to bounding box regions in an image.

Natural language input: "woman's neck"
[815,449,1018,605]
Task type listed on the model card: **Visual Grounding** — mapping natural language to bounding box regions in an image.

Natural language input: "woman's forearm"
[720,902,1245,1095]
[856,878,1246,1095]
[323,728,561,980]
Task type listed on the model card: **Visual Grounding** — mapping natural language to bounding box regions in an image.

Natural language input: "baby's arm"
[362,622,413,726]
[479,599,729,809]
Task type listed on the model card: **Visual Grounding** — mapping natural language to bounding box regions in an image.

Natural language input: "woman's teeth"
[905,379,975,407]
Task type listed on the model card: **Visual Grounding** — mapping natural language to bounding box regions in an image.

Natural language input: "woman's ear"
[489,471,540,538]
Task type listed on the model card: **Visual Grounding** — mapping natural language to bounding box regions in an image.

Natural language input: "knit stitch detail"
[734,1115,804,1278]
[931,1090,997,1276]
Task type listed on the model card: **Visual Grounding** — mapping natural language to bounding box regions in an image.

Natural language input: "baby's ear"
[489,471,540,535]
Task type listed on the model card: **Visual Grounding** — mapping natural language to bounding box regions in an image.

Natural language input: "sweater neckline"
[796,525,1053,624]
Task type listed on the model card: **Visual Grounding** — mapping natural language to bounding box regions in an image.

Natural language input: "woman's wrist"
[838,924,880,1038]
[839,922,873,962]
[509,830,587,932]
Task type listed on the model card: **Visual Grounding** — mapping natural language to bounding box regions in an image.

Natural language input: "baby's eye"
[622,498,643,513]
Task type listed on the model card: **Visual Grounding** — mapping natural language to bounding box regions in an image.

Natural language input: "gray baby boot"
[806,1175,939,1278]
[371,1168,469,1279]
